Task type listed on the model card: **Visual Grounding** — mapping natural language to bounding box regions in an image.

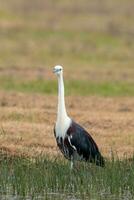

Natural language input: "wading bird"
[53,65,104,169]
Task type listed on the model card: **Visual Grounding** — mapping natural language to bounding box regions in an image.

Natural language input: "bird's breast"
[55,117,72,139]
[55,125,66,139]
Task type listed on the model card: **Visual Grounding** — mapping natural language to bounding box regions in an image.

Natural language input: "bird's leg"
[70,160,74,170]
[70,156,74,170]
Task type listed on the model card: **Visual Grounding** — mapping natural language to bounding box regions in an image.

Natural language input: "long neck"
[57,73,68,123]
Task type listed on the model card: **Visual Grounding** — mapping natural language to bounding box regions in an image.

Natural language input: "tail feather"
[95,153,105,167]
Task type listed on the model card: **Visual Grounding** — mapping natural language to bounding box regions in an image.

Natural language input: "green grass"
[0,78,134,96]
[0,0,134,85]
[0,29,133,67]
[0,152,134,200]
[0,29,129,68]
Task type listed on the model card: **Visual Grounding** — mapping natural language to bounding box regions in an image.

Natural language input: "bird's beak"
[53,68,61,74]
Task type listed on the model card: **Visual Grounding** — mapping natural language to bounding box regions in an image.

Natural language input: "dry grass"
[0,67,134,83]
[0,0,134,160]
[0,0,134,72]
[0,91,133,159]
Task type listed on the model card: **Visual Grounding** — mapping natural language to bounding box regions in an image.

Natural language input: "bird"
[53,65,104,169]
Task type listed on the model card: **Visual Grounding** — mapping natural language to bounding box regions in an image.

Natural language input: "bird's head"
[53,65,63,76]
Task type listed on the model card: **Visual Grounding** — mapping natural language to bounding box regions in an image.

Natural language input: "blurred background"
[0,0,134,159]
[0,0,134,96]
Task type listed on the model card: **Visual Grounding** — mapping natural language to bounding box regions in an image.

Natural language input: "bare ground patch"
[0,91,134,159]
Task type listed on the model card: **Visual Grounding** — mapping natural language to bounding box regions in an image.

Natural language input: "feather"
[67,121,105,167]
[53,65,105,168]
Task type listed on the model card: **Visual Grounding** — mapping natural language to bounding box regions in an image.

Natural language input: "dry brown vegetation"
[0,0,134,160]
[0,0,134,70]
[0,91,133,159]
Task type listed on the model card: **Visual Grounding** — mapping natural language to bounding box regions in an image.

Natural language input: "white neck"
[57,73,68,122]
[56,72,71,138]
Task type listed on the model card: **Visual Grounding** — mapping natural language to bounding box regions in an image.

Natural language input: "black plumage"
[54,121,104,167]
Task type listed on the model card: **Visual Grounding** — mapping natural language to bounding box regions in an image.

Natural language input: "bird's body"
[53,65,104,168]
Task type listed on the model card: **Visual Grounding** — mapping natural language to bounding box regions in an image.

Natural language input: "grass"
[0,1,134,199]
[0,0,134,97]
[0,29,133,68]
[0,152,134,200]
[0,78,134,96]
[0,0,134,69]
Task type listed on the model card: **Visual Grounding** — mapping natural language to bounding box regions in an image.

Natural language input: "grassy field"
[0,92,134,159]
[0,153,134,200]
[0,0,134,199]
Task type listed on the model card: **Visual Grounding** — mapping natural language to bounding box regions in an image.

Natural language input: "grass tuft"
[0,152,134,199]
